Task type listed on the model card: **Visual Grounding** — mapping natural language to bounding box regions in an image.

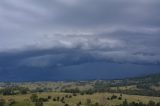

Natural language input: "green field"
[1,92,160,106]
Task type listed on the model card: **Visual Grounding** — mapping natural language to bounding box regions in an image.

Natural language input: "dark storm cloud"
[0,0,160,69]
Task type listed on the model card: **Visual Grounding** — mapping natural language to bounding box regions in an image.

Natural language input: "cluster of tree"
[136,84,151,90]
[63,86,160,99]
[31,87,52,93]
[107,89,160,97]
[0,99,5,106]
[65,94,72,98]
[63,88,80,93]
[85,99,100,106]
[30,94,52,106]
[63,86,160,97]
[91,74,160,97]
[63,88,95,95]
[107,94,122,100]
[117,99,160,106]
[0,98,15,106]
[0,86,29,95]
[53,94,74,105]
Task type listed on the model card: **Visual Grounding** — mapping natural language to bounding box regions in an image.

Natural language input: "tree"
[122,99,128,106]
[93,102,99,106]
[111,95,117,100]
[77,101,81,106]
[86,99,92,106]
[138,101,145,106]
[0,99,5,106]
[47,96,52,99]
[64,104,69,106]
[30,94,38,102]
[8,99,15,106]
[35,101,43,106]
[57,97,60,101]
[157,102,160,106]
[148,100,156,106]
[118,96,122,100]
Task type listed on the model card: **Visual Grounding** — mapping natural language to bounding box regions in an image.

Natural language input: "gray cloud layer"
[0,0,160,68]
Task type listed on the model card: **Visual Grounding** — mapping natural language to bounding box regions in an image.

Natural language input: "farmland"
[0,74,160,106]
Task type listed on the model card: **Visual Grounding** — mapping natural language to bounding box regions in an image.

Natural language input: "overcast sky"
[0,0,160,81]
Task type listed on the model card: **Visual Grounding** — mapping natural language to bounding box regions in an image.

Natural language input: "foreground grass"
[1,92,160,106]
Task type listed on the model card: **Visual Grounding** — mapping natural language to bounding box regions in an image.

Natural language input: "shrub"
[107,97,110,100]
[80,92,84,95]
[61,97,65,103]
[122,99,128,106]
[35,101,43,106]
[39,98,48,102]
[118,96,122,100]
[68,95,72,98]
[64,103,70,106]
[48,96,52,99]
[73,93,77,96]
[65,95,69,98]
[53,98,56,101]
[111,95,117,100]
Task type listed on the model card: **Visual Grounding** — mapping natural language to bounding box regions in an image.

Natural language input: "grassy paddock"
[0,92,160,106]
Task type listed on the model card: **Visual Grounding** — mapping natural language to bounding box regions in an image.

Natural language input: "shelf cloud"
[0,0,160,81]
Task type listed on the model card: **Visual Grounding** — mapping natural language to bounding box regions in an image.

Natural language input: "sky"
[0,0,160,81]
